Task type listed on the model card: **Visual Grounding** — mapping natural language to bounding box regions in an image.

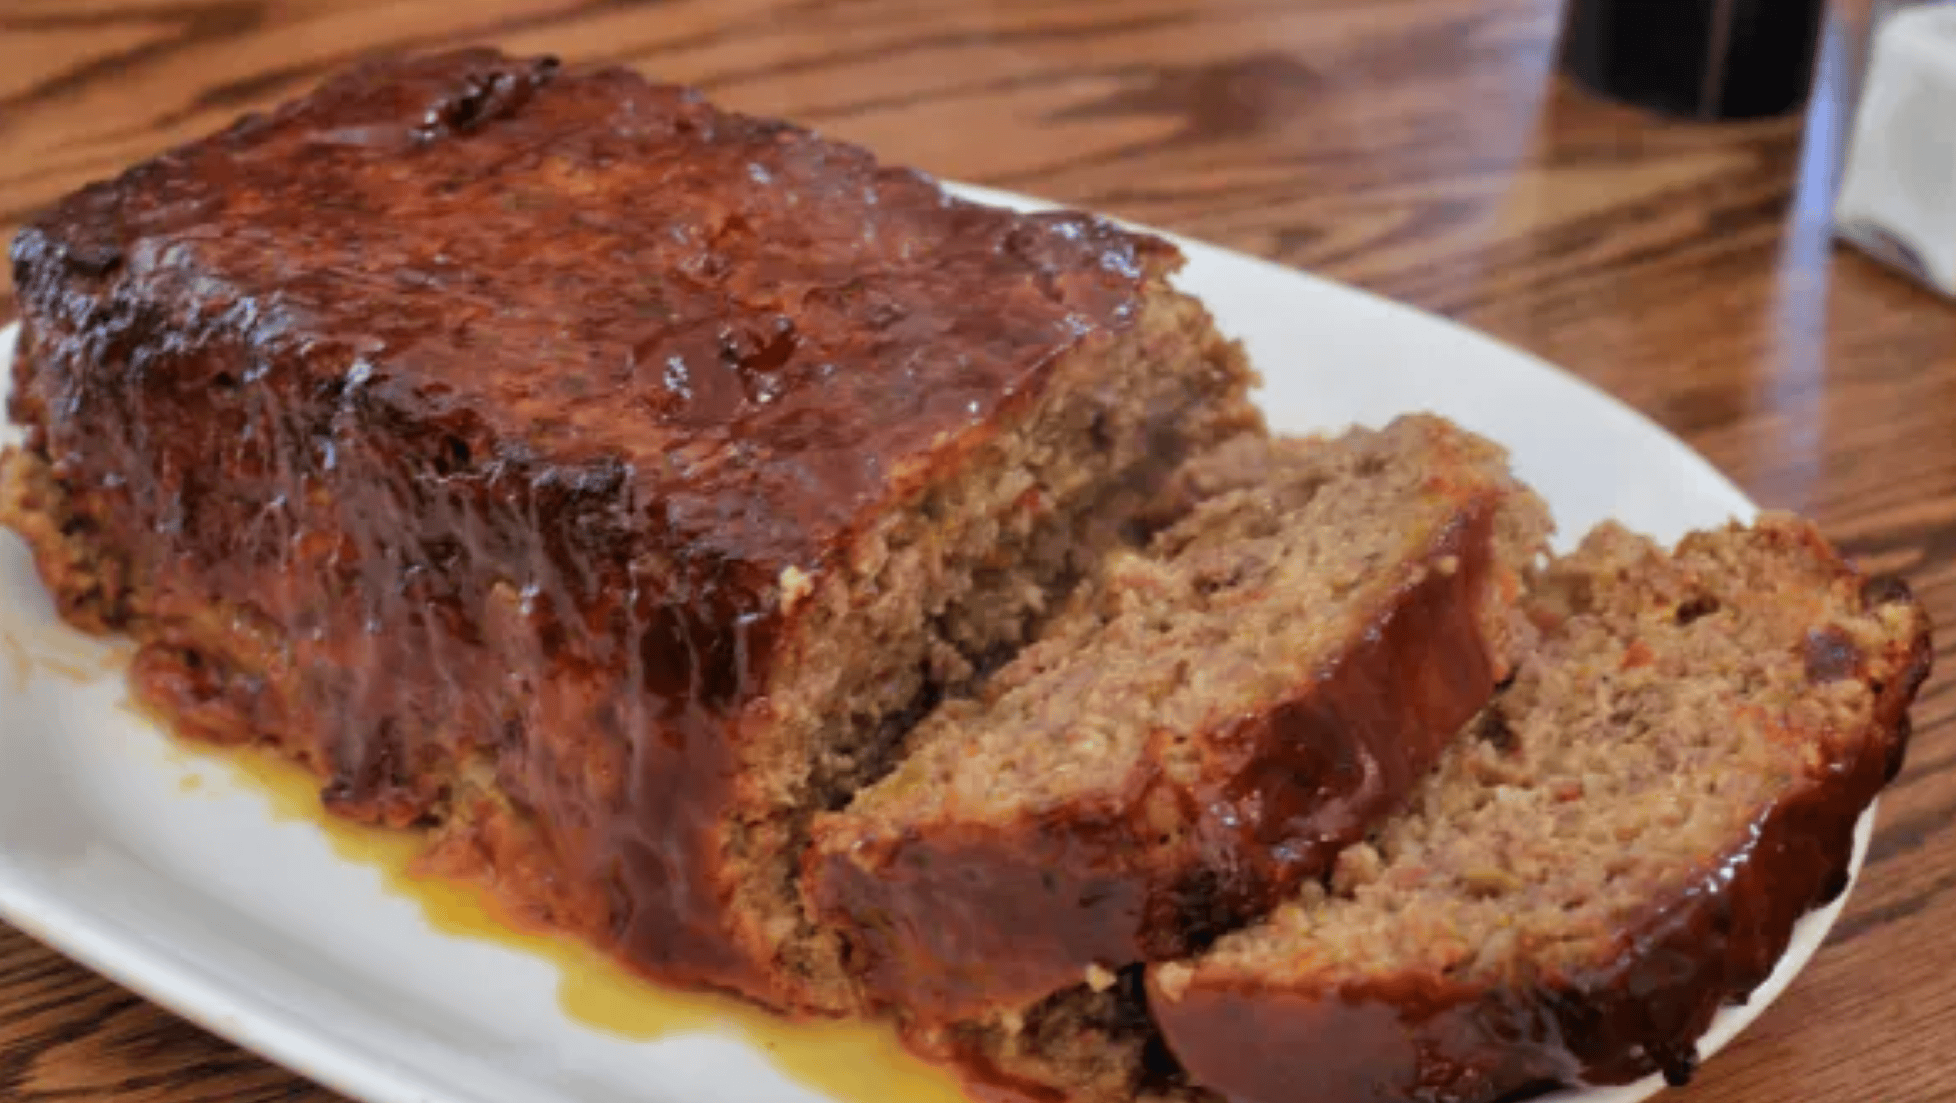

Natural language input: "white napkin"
[1834,2,1956,293]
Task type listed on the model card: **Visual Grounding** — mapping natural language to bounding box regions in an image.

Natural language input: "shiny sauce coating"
[8,47,1172,1003]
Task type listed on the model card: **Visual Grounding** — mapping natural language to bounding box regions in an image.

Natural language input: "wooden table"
[2,0,1952,1100]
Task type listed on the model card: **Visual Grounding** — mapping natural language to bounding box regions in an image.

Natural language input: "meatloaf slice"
[0,48,1261,1014]
[1150,517,1932,1103]
[805,415,1554,1020]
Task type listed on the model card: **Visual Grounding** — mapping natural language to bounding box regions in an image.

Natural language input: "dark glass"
[1559,0,1829,120]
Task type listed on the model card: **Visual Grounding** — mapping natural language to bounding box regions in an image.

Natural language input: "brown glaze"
[4,47,1177,1008]
[1151,570,1934,1103]
[805,504,1505,1020]
[5,6,1956,1103]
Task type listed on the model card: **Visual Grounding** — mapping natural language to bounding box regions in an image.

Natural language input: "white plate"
[0,185,1872,1103]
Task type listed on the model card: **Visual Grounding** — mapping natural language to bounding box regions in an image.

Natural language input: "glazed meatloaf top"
[10,47,1175,581]
[6,47,1246,1008]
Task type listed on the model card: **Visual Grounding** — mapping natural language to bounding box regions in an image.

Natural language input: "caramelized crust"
[2,48,1259,1012]
[9,47,1906,1103]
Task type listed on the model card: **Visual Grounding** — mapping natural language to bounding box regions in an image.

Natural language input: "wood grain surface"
[2,0,1952,1100]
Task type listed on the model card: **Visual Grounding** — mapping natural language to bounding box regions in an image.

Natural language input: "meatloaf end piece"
[805,415,1554,1020]
[0,48,1261,1014]
[1150,516,1932,1103]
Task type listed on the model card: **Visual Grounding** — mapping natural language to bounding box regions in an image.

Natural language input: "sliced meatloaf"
[805,415,1553,1019]
[1148,517,1932,1103]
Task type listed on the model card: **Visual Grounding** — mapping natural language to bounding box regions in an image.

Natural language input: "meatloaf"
[912,516,1929,1103]
[0,48,1262,1014]
[805,416,1553,1020]
[1148,517,1932,1103]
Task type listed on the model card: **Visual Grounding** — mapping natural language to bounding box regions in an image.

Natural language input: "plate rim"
[0,184,1871,1103]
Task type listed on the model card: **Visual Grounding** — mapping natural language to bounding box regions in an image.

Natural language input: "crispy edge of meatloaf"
[804,416,1552,1019]
[1145,515,1932,1103]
